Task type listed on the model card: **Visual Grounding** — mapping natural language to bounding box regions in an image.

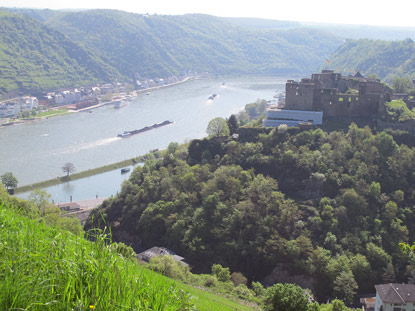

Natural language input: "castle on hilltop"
[263,70,394,127]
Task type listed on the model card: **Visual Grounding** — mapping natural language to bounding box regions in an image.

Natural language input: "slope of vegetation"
[44,10,341,78]
[0,189,193,310]
[327,38,415,82]
[0,186,263,311]
[85,123,415,304]
[382,99,415,122]
[0,10,124,95]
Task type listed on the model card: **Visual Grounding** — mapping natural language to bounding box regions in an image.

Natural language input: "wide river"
[1,75,292,202]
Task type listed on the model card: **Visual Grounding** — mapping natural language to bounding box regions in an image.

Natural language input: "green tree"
[230,272,248,286]
[1,172,18,190]
[206,117,230,137]
[211,264,231,282]
[227,114,239,135]
[265,283,309,311]
[392,76,413,93]
[28,189,52,215]
[333,271,358,304]
[62,162,76,177]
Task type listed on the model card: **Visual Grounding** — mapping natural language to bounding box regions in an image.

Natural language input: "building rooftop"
[375,283,415,304]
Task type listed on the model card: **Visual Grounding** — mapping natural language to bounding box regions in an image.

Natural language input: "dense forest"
[85,121,415,304]
[0,10,123,95]
[327,38,415,82]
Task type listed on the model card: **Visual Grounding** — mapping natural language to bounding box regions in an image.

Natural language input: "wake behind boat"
[117,120,173,138]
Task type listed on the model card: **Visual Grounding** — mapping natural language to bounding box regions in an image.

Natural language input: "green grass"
[14,158,140,194]
[0,200,259,311]
[173,281,259,311]
[0,203,194,310]
[35,108,72,118]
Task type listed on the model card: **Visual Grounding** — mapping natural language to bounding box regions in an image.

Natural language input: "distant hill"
[327,38,415,82]
[0,8,343,96]
[42,10,342,78]
[0,10,124,96]
[223,17,301,30]
[302,23,415,41]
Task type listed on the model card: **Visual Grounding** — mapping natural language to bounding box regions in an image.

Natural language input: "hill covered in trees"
[0,10,124,95]
[327,38,415,82]
[43,10,341,79]
[85,122,415,304]
[0,8,342,96]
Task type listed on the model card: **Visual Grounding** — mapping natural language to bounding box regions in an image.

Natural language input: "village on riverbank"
[0,72,197,126]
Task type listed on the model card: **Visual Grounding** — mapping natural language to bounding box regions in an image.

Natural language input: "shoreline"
[1,76,194,126]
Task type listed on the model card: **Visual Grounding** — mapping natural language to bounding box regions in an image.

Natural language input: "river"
[1,75,292,202]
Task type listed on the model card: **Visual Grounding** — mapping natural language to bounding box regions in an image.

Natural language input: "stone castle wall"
[285,71,391,119]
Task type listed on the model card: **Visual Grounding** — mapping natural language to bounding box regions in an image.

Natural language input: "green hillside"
[85,123,415,303]
[327,38,415,82]
[0,186,258,311]
[44,10,341,78]
[0,10,124,95]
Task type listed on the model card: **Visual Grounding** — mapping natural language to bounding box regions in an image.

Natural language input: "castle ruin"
[285,70,392,118]
[263,70,395,128]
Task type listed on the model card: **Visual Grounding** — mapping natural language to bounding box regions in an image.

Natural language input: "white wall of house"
[262,109,323,127]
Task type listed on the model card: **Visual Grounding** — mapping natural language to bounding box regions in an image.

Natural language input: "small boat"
[146,92,151,95]
[121,168,130,174]
[208,94,217,100]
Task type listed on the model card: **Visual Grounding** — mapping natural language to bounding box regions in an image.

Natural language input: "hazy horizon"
[1,0,415,28]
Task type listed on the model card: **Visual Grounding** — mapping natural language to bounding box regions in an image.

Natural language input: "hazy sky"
[1,0,415,28]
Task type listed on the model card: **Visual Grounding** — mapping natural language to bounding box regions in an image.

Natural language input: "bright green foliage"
[207,117,230,137]
[383,99,415,122]
[151,255,190,281]
[264,283,309,311]
[0,172,18,189]
[0,204,194,310]
[212,264,231,282]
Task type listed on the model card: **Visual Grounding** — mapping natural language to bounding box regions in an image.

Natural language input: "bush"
[265,283,309,311]
[231,272,248,286]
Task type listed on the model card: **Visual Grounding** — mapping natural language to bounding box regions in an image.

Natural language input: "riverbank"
[14,157,140,194]
[2,76,194,126]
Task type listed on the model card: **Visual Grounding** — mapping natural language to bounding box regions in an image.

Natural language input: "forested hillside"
[0,10,124,95]
[0,11,125,94]
[85,123,415,303]
[327,38,415,82]
[44,10,341,78]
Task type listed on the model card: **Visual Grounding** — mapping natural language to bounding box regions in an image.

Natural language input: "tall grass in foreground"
[0,204,194,310]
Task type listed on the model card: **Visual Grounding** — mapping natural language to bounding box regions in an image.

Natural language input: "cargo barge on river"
[117,120,173,138]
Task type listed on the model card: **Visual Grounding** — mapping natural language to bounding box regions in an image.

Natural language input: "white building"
[20,97,39,111]
[374,283,415,311]
[262,108,323,127]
